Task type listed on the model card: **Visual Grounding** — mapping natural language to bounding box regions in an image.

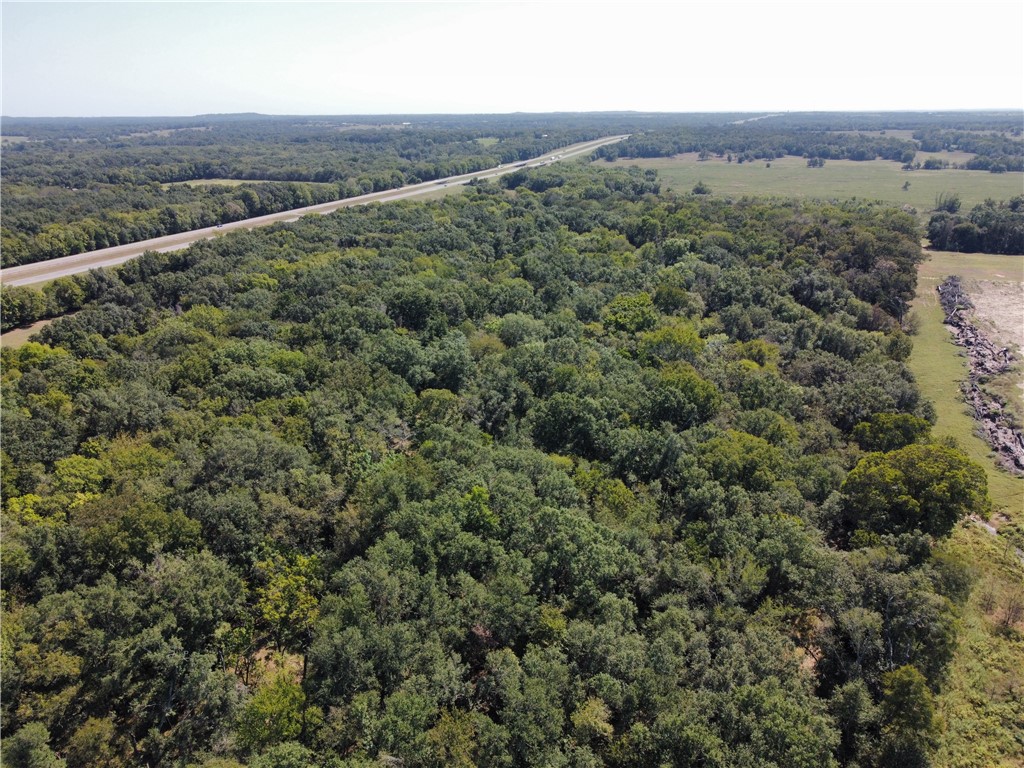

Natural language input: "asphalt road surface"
[1,135,627,288]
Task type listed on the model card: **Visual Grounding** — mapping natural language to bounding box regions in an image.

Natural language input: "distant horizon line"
[3,108,1023,121]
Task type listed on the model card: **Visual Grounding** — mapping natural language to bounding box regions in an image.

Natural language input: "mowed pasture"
[598,153,1023,215]
[161,178,276,188]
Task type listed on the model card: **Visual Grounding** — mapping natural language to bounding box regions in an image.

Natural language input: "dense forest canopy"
[1,160,992,768]
[3,111,1021,268]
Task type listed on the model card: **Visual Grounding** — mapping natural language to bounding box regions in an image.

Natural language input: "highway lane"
[1,135,627,288]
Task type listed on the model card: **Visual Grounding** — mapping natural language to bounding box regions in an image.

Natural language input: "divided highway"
[1,135,627,288]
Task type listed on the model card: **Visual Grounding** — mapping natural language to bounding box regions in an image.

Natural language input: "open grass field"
[416,184,467,202]
[161,178,276,188]
[834,129,918,140]
[915,149,981,166]
[598,153,1023,217]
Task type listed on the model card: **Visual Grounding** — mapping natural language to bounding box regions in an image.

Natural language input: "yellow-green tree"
[255,553,322,654]
[841,443,989,538]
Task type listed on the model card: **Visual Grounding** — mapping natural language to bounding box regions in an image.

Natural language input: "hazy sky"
[2,1,1022,117]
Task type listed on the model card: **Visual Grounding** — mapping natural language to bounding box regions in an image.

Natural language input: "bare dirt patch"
[0,318,55,348]
[968,280,1024,356]
[964,277,1024,421]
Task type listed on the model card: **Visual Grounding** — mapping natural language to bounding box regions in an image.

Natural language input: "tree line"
[914,129,1024,172]
[927,196,1024,254]
[593,128,919,164]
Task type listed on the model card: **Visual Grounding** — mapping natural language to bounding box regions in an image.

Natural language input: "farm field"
[599,152,1023,215]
